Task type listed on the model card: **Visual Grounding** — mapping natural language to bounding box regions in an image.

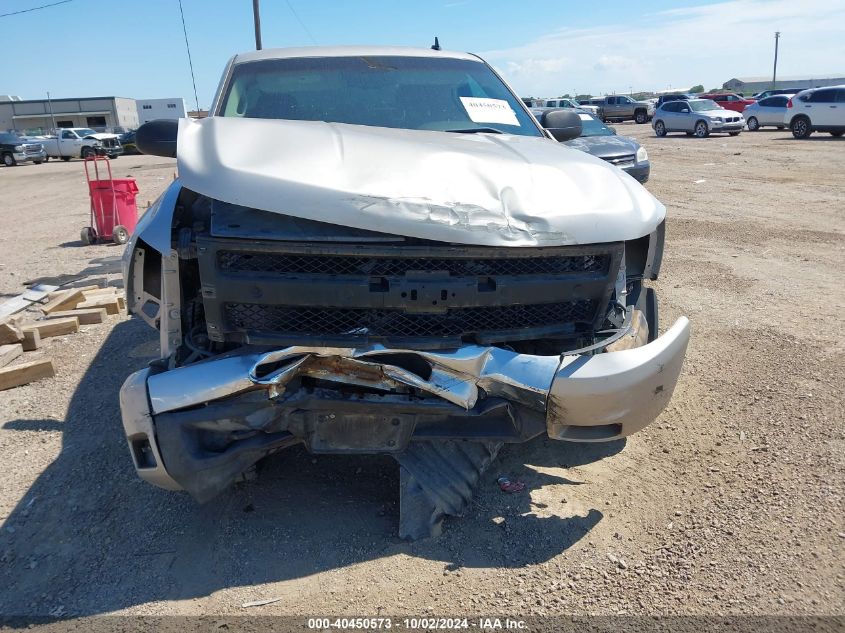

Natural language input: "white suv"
[785,85,845,139]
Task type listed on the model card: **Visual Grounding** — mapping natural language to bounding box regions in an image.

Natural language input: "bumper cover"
[13,150,46,163]
[120,317,690,495]
[623,162,650,183]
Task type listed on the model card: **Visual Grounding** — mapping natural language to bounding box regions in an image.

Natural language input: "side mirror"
[136,119,178,158]
[541,109,583,142]
[681,107,690,113]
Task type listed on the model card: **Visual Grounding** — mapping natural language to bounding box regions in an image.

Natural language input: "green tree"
[689,84,704,93]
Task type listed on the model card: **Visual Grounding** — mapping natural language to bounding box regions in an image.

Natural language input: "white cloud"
[481,0,845,96]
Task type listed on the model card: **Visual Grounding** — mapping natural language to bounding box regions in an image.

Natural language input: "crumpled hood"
[563,134,641,158]
[85,132,120,140]
[177,117,665,247]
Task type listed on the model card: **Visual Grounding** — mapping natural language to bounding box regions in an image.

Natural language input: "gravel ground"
[0,128,842,622]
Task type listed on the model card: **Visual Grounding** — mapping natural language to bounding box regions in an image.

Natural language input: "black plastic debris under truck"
[120,45,690,539]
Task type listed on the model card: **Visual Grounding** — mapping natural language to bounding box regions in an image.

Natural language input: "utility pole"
[46,91,57,133]
[253,0,262,50]
[772,31,780,89]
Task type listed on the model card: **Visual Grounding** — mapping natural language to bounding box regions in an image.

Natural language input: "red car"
[698,93,756,113]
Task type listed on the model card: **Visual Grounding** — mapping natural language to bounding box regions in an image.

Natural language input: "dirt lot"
[0,128,843,622]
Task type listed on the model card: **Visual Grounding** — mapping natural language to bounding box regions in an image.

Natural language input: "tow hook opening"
[130,436,158,469]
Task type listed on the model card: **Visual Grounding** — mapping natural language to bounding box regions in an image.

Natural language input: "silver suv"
[652,99,744,137]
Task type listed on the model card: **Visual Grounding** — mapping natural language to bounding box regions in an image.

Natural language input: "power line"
[284,0,317,45]
[0,0,73,18]
[178,0,201,113]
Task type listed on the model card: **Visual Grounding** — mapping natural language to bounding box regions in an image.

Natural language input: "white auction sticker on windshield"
[459,97,519,126]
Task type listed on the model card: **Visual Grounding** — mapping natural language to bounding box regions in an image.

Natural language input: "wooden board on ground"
[82,287,122,299]
[0,358,55,391]
[45,308,107,325]
[22,329,41,351]
[76,296,120,315]
[47,285,100,299]
[22,317,79,340]
[0,319,24,345]
[0,344,23,368]
[41,289,86,314]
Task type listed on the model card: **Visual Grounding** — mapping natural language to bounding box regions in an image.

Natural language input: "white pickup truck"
[40,127,123,161]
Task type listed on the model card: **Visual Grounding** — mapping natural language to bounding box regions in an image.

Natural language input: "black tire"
[81,147,95,159]
[2,153,15,167]
[44,156,50,162]
[777,126,785,130]
[634,109,648,124]
[747,116,759,131]
[685,132,694,136]
[33,160,43,165]
[654,120,667,137]
[791,116,811,139]
[694,120,710,138]
[831,131,844,137]
[729,132,741,136]
[61,156,71,162]
[112,225,130,245]
[80,227,96,245]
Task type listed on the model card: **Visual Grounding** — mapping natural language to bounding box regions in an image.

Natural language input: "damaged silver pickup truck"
[121,46,690,539]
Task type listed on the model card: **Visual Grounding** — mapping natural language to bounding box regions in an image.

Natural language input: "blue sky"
[2,0,843,106]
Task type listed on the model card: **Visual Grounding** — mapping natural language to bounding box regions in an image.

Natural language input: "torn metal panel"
[177,117,665,247]
[146,344,562,416]
[145,318,690,446]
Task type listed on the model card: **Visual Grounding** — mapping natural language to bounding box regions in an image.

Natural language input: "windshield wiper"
[445,127,504,134]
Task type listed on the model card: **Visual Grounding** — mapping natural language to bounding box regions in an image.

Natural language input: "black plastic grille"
[226,301,596,340]
[218,251,609,277]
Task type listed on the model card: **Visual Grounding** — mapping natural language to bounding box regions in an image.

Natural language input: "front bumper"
[623,161,650,183]
[13,150,46,163]
[710,120,744,132]
[120,317,690,498]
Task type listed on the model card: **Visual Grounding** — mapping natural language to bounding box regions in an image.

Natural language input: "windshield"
[220,56,542,136]
[689,100,720,112]
[75,128,97,137]
[578,114,614,137]
[0,133,24,143]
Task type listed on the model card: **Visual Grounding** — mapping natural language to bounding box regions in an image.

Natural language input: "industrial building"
[0,96,138,134]
[136,98,188,124]
[723,74,845,94]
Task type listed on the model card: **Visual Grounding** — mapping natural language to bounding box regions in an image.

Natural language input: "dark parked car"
[752,88,808,100]
[0,132,47,166]
[120,131,139,154]
[535,110,650,183]
[656,94,693,107]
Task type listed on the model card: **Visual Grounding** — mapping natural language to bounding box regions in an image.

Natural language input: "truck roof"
[233,45,481,65]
